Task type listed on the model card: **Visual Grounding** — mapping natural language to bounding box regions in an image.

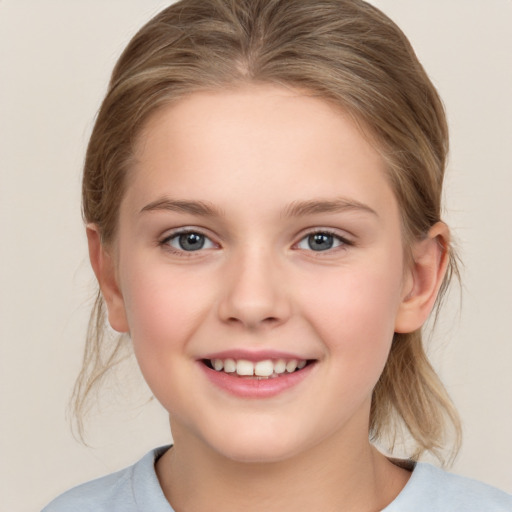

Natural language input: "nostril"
[225,315,279,326]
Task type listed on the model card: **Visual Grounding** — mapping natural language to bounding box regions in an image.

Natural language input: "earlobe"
[86,225,129,333]
[394,222,450,333]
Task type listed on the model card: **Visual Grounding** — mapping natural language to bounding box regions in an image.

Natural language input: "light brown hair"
[74,0,461,463]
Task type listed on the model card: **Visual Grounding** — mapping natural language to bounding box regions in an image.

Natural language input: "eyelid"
[158,226,353,255]
[293,228,354,251]
[160,227,219,254]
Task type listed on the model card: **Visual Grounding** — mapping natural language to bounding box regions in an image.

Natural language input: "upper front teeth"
[211,358,307,377]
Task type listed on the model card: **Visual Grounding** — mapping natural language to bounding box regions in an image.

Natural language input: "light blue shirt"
[42,446,512,511]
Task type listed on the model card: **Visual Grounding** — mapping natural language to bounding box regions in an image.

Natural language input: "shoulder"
[41,446,173,512]
[386,462,512,512]
[41,466,134,512]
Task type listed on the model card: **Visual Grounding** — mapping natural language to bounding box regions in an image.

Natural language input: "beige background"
[1,1,511,510]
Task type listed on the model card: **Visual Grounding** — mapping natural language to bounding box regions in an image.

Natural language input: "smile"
[199,354,317,398]
[204,358,310,379]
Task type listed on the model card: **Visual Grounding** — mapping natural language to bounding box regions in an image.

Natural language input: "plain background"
[1,1,511,510]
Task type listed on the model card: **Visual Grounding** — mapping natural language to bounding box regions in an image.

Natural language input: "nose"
[217,247,292,330]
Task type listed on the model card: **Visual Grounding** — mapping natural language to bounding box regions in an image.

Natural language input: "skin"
[88,84,449,511]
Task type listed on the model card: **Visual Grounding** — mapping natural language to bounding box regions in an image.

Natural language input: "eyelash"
[295,230,353,253]
[159,228,353,256]
[159,229,217,257]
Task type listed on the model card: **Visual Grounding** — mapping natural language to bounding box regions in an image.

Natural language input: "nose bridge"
[218,242,290,329]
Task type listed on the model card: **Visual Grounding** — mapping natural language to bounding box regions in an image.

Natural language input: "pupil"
[179,233,205,251]
[308,233,333,251]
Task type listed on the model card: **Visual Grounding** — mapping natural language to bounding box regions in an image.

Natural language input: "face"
[108,85,414,463]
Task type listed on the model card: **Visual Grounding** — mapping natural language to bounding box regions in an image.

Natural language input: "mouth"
[201,358,315,380]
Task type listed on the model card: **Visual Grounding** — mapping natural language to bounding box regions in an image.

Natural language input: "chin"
[204,425,309,465]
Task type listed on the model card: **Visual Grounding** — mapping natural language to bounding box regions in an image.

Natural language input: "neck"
[156,419,410,512]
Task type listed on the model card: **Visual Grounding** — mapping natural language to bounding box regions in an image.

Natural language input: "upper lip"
[200,349,313,362]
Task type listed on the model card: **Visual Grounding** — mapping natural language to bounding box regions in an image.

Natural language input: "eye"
[296,231,348,252]
[163,231,216,252]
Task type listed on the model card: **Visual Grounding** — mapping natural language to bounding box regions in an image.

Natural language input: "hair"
[73,0,461,463]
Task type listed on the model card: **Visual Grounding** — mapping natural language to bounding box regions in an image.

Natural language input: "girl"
[43,0,512,510]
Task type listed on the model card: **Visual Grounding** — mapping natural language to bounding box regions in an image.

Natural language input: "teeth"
[223,358,236,373]
[236,359,254,376]
[208,357,309,377]
[285,359,298,373]
[254,360,274,377]
[274,359,286,374]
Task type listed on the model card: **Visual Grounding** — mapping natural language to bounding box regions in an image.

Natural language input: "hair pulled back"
[75,0,461,463]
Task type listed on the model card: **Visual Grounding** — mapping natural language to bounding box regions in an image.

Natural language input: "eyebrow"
[140,197,378,219]
[282,198,378,218]
[140,198,223,217]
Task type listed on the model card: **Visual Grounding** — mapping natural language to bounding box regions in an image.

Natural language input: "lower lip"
[199,362,316,399]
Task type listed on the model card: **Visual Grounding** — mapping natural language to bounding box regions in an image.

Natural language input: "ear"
[86,224,129,333]
[394,222,450,333]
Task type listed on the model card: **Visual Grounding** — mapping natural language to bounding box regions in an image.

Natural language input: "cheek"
[118,260,213,370]
[302,256,404,374]
[304,275,402,425]
[117,264,217,414]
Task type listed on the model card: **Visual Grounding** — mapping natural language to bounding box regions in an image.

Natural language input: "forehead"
[126,84,396,219]
[136,85,381,163]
